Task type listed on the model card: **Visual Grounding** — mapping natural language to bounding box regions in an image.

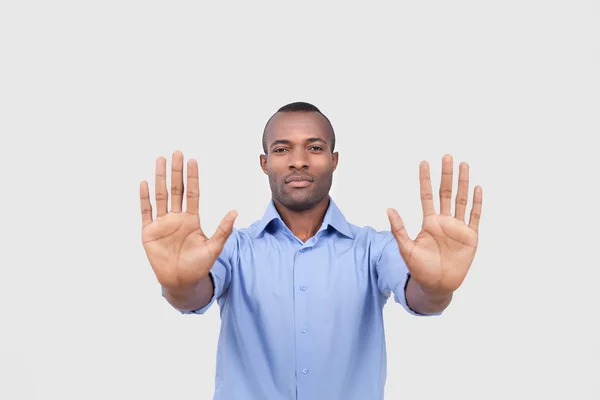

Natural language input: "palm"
[143,213,213,288]
[139,151,237,289]
[388,155,483,293]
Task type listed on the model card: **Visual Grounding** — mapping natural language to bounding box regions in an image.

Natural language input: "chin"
[279,190,325,212]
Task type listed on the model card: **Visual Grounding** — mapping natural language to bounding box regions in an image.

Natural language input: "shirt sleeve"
[374,231,442,317]
[163,228,238,315]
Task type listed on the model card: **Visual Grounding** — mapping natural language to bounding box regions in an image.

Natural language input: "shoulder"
[345,222,397,258]
[347,221,395,243]
[220,220,264,253]
[222,226,250,246]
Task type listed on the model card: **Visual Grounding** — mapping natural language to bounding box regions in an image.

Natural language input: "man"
[139,102,482,400]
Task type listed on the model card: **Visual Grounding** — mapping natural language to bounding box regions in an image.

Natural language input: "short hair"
[262,101,336,154]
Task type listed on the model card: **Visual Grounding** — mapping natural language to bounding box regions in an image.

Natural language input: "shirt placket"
[292,230,326,399]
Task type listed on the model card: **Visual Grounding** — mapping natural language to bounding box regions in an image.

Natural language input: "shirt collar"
[253,196,354,239]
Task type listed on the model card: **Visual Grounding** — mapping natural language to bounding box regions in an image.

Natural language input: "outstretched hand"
[140,151,237,289]
[387,154,482,293]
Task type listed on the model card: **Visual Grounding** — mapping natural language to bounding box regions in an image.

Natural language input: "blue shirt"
[171,197,439,399]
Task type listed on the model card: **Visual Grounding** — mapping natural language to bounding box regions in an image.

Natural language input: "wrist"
[415,280,453,303]
[163,275,212,306]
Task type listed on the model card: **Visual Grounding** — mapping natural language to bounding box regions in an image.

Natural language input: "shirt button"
[300,286,306,291]
[299,248,306,252]
[301,329,307,333]
[302,368,308,374]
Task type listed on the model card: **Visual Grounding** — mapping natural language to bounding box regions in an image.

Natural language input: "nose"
[288,148,309,170]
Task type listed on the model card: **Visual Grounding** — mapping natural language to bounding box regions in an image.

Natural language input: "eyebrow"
[269,137,328,149]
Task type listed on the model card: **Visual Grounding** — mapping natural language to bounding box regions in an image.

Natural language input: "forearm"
[405,276,453,315]
[162,274,214,311]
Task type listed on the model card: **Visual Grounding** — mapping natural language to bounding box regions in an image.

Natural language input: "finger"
[419,161,435,217]
[454,162,469,221]
[468,185,483,231]
[386,208,413,251]
[140,181,153,226]
[185,159,200,215]
[439,154,453,215]
[155,157,168,217]
[170,150,184,213]
[208,210,238,251]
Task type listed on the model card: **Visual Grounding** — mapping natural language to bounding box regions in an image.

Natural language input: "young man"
[139,102,483,400]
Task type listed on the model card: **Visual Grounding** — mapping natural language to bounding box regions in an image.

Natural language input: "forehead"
[264,112,332,145]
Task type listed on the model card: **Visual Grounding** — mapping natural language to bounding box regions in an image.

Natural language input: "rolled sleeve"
[374,232,441,317]
[163,228,238,315]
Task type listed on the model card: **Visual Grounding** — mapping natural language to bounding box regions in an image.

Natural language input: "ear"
[259,154,268,175]
[332,152,339,172]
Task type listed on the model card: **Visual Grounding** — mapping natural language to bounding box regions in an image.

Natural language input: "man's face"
[260,112,338,212]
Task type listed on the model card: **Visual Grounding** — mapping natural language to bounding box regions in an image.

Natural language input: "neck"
[273,196,330,242]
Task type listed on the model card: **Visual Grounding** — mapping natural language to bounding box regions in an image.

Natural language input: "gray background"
[1,1,598,399]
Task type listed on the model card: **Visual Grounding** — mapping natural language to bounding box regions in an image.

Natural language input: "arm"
[405,275,453,315]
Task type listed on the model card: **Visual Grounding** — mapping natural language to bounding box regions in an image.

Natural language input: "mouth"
[287,180,312,188]
[285,175,314,188]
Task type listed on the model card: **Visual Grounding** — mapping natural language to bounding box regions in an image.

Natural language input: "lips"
[285,175,314,188]
[286,175,313,183]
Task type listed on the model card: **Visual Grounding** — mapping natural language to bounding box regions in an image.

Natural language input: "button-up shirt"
[171,197,439,399]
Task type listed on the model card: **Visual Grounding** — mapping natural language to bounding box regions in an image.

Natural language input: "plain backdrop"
[1,1,598,399]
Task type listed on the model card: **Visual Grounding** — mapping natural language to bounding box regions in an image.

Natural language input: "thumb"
[210,210,238,247]
[386,208,413,251]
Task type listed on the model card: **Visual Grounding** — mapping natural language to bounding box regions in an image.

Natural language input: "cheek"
[265,159,282,174]
[266,166,285,183]
[311,158,333,174]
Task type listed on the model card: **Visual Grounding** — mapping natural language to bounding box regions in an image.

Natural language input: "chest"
[229,236,377,310]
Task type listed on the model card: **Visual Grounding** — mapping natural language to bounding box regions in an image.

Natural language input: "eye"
[309,145,324,151]
[273,148,288,154]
